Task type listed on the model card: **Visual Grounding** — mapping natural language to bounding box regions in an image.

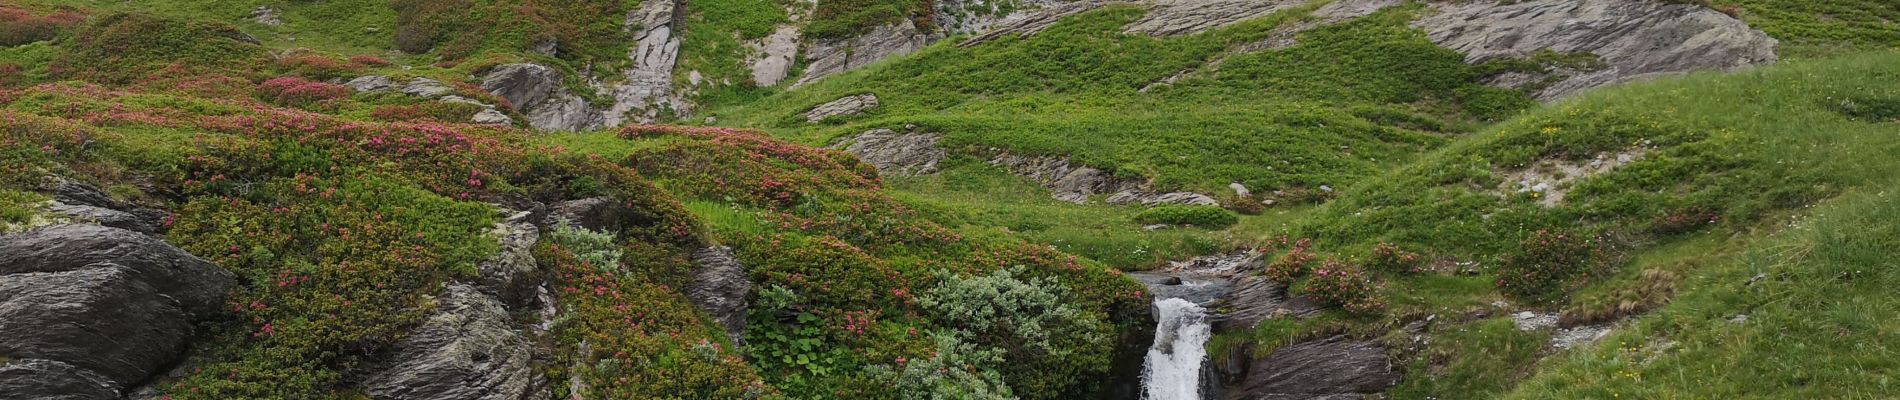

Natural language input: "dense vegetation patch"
[1133,205,1239,229]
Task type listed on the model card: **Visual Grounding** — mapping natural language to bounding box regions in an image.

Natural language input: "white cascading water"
[1142,297,1211,400]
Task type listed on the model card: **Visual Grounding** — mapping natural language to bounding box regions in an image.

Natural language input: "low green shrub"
[1263,239,1315,284]
[1134,205,1238,229]
[1299,260,1386,314]
[1366,242,1424,274]
[1494,229,1614,300]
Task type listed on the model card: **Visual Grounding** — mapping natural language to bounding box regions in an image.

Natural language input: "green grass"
[1714,0,1900,59]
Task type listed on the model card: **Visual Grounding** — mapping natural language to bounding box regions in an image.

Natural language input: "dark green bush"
[1134,205,1238,229]
[1495,229,1614,300]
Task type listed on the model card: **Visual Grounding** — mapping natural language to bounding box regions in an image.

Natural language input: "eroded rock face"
[1223,336,1399,400]
[1124,0,1303,37]
[477,210,541,307]
[1415,0,1778,100]
[346,75,397,93]
[685,246,751,345]
[363,284,541,400]
[804,94,881,123]
[0,266,191,390]
[601,0,690,126]
[748,25,802,87]
[991,153,1147,204]
[838,129,947,177]
[481,64,561,112]
[401,78,456,98]
[0,224,235,316]
[935,0,1066,35]
[794,22,942,87]
[960,1,1113,47]
[45,179,166,234]
[0,359,121,400]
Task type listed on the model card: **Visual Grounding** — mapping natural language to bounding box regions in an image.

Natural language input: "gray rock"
[0,359,120,400]
[540,197,653,233]
[838,129,946,177]
[685,246,751,345]
[748,25,802,87]
[401,78,456,98]
[47,179,165,234]
[477,211,540,307]
[935,0,1065,35]
[0,224,234,317]
[961,1,1114,47]
[1247,0,1400,51]
[471,109,514,126]
[804,94,881,123]
[346,76,397,93]
[45,203,148,234]
[439,95,486,106]
[250,5,284,27]
[1125,0,1304,37]
[525,91,604,131]
[364,284,540,400]
[0,266,191,389]
[991,153,1145,204]
[1414,0,1778,100]
[1217,274,1320,332]
[1224,336,1398,400]
[599,0,690,126]
[481,64,562,111]
[794,22,942,88]
[1144,192,1220,206]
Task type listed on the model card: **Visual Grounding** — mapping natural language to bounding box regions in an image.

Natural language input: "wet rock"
[346,76,397,93]
[470,109,514,126]
[364,284,541,400]
[0,266,191,389]
[1415,0,1778,100]
[0,359,121,400]
[0,224,235,316]
[401,78,455,98]
[480,64,561,111]
[748,26,801,86]
[1224,336,1399,400]
[837,128,946,177]
[476,210,540,307]
[1161,277,1184,286]
[794,22,941,87]
[804,94,881,123]
[685,246,751,345]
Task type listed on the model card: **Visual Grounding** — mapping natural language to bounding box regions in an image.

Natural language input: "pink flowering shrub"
[274,52,363,80]
[349,55,393,67]
[1366,242,1424,274]
[0,6,84,46]
[1300,260,1386,314]
[1496,229,1614,299]
[1264,238,1316,284]
[256,76,349,108]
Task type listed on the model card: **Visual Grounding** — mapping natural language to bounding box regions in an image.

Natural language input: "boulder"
[346,76,397,93]
[471,109,514,126]
[804,94,881,123]
[0,266,191,389]
[0,224,234,316]
[1415,0,1778,100]
[400,78,455,98]
[838,129,947,177]
[477,210,540,307]
[991,153,1148,204]
[794,22,941,87]
[363,284,541,400]
[1224,336,1399,400]
[684,246,751,345]
[525,92,604,131]
[480,64,561,111]
[46,179,165,234]
[747,25,802,87]
[0,359,121,400]
[1143,192,1221,206]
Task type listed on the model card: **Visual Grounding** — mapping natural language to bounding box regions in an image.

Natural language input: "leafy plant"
[1134,205,1239,229]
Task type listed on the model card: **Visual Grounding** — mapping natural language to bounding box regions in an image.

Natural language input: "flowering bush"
[1496,229,1614,299]
[50,13,268,84]
[1366,242,1424,273]
[0,6,83,46]
[256,76,349,108]
[369,102,485,123]
[349,55,393,67]
[1299,260,1386,314]
[274,52,363,80]
[1264,238,1316,284]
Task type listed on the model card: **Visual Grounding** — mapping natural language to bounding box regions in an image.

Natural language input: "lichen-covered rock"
[346,75,397,93]
[838,129,946,177]
[1223,336,1399,400]
[600,0,689,126]
[1415,0,1778,100]
[794,22,941,88]
[525,91,604,131]
[935,0,1066,35]
[540,197,655,234]
[0,359,121,400]
[685,246,750,345]
[363,284,541,400]
[471,109,514,125]
[400,78,456,98]
[0,224,234,316]
[477,210,540,307]
[0,266,191,389]
[804,94,881,123]
[480,64,561,112]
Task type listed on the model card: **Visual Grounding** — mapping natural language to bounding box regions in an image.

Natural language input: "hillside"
[0,0,1896,399]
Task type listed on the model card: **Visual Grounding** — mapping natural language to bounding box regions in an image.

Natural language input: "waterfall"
[1142,297,1211,400]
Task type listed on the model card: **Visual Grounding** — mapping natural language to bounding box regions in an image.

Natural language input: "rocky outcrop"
[0,224,235,316]
[935,0,1066,35]
[524,91,604,131]
[990,153,1217,205]
[481,64,562,112]
[1124,0,1303,37]
[1415,0,1778,100]
[0,359,121,400]
[804,94,881,123]
[346,75,397,93]
[960,1,1114,47]
[43,179,166,234]
[601,0,689,126]
[1218,274,1321,332]
[684,247,750,345]
[1223,336,1399,400]
[1246,0,1400,51]
[748,25,802,87]
[363,284,541,400]
[837,128,946,177]
[249,5,284,27]
[0,266,191,393]
[540,197,658,234]
[400,78,456,98]
[477,210,541,307]
[794,22,942,88]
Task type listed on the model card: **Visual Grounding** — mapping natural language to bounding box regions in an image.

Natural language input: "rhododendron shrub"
[256,76,349,108]
[1299,260,1386,314]
[1264,238,1316,284]
[274,52,363,80]
[0,6,83,46]
[1366,242,1424,273]
[1496,229,1616,300]
[50,13,267,84]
